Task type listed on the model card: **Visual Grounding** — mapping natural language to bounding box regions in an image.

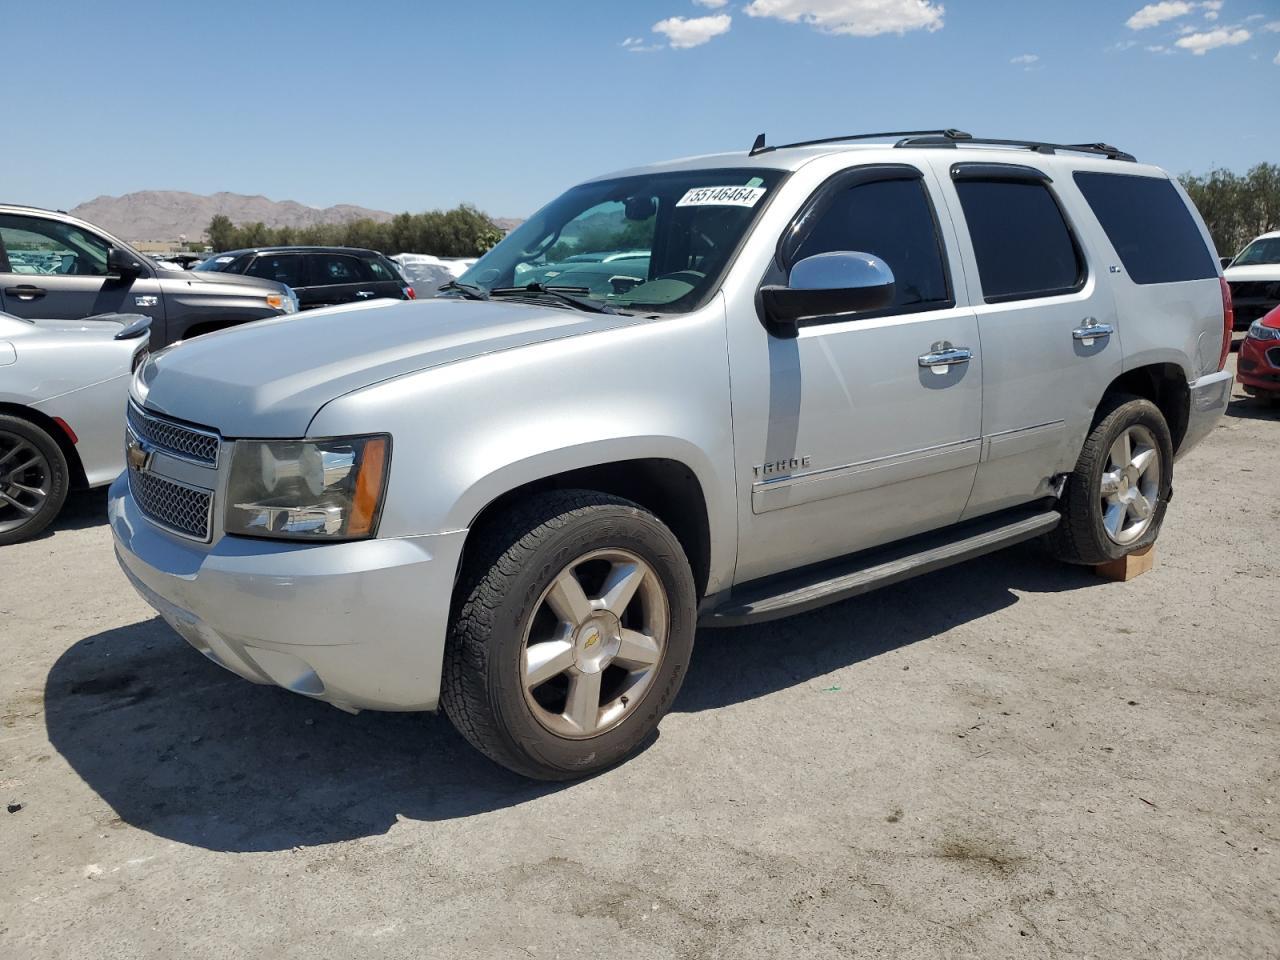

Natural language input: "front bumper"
[1176,368,1234,460]
[1237,337,1280,394]
[109,473,467,712]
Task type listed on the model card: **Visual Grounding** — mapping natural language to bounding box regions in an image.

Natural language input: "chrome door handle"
[1073,318,1114,343]
[918,346,972,368]
[355,290,375,299]
[4,285,46,301]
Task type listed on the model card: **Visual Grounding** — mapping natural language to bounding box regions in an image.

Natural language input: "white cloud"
[1010,53,1039,64]
[693,0,730,6]
[1126,2,1194,30]
[1175,27,1251,53]
[743,0,945,38]
[1275,49,1280,65]
[1145,44,1173,52]
[1201,0,1222,20]
[621,36,664,52]
[652,13,733,48]
[1265,21,1280,32]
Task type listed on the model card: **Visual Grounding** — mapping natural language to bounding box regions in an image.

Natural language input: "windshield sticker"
[676,186,767,208]
[214,256,234,264]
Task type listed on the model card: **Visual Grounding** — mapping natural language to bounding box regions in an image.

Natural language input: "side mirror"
[1220,256,1234,270]
[107,245,147,278]
[761,251,895,337]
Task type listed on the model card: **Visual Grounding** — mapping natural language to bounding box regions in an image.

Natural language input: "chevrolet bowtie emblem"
[126,435,153,473]
[583,630,601,648]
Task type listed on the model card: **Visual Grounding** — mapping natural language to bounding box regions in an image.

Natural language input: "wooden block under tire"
[1095,545,1156,582]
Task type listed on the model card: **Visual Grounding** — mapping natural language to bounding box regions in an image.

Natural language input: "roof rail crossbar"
[894,135,1136,163]
[749,128,971,157]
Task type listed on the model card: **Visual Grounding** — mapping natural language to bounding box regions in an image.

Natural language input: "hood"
[135,297,647,437]
[1224,263,1280,283]
[157,269,286,294]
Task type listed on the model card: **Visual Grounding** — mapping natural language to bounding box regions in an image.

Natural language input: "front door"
[0,212,165,330]
[728,165,983,584]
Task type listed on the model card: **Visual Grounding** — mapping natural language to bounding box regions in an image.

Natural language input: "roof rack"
[749,129,972,156]
[893,132,1136,162]
[748,129,1135,162]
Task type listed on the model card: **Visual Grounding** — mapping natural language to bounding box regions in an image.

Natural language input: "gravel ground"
[1,356,1277,959]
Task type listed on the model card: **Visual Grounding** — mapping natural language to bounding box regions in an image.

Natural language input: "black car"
[194,246,414,310]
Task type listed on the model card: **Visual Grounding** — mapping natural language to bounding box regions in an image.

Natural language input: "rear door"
[365,255,411,300]
[931,159,1123,519]
[298,252,381,309]
[0,213,166,330]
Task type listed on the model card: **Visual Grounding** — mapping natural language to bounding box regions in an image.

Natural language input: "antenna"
[749,133,768,157]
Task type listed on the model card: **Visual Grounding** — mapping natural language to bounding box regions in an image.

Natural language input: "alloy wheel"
[520,548,669,739]
[0,431,51,537]
[1098,424,1161,546]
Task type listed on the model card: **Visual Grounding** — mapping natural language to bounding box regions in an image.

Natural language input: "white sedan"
[0,310,150,544]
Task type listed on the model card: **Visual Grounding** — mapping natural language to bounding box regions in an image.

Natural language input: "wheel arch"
[0,401,88,489]
[463,453,717,601]
[1098,363,1191,454]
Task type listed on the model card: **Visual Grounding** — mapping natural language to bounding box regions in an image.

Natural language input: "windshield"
[1233,237,1280,267]
[193,254,241,272]
[455,168,786,313]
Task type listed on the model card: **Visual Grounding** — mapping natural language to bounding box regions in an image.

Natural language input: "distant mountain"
[69,191,522,242]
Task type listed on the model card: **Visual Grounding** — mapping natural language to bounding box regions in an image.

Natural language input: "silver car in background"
[0,310,150,544]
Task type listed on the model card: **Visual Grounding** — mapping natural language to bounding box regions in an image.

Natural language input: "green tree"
[1180,163,1280,257]
[205,204,505,257]
[207,214,236,251]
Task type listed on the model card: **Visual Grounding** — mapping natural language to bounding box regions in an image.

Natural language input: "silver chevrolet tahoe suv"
[110,130,1234,780]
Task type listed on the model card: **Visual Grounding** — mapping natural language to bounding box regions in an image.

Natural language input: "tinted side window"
[367,257,402,282]
[245,254,306,287]
[793,178,950,309]
[0,214,110,277]
[307,254,368,284]
[955,180,1084,302]
[1073,172,1216,284]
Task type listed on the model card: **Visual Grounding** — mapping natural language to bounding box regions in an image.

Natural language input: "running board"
[703,508,1060,626]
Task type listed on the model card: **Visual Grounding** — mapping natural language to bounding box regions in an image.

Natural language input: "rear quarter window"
[1073,172,1216,284]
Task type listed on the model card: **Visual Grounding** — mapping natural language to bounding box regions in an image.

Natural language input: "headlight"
[224,435,389,540]
[1247,320,1280,341]
[266,288,299,314]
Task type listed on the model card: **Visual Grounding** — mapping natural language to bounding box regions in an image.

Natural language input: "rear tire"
[441,490,696,780]
[1049,394,1173,566]
[0,415,69,546]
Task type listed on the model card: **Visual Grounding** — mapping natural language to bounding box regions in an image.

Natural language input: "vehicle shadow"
[1225,395,1278,420]
[34,488,110,539]
[45,543,1099,852]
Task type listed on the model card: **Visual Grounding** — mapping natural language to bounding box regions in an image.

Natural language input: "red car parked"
[1239,303,1280,402]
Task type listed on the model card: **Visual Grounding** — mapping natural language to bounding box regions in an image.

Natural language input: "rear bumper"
[1177,368,1233,460]
[109,473,467,712]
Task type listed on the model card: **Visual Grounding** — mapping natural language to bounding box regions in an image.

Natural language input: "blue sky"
[5,0,1278,218]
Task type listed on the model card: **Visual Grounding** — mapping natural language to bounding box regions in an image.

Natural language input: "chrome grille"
[127,403,220,465]
[129,468,213,541]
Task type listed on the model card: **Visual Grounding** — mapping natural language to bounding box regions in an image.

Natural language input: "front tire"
[0,415,69,547]
[441,490,696,780]
[1050,394,1173,566]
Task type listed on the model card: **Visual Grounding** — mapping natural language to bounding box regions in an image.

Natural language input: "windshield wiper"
[489,283,617,315]
[437,280,490,300]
